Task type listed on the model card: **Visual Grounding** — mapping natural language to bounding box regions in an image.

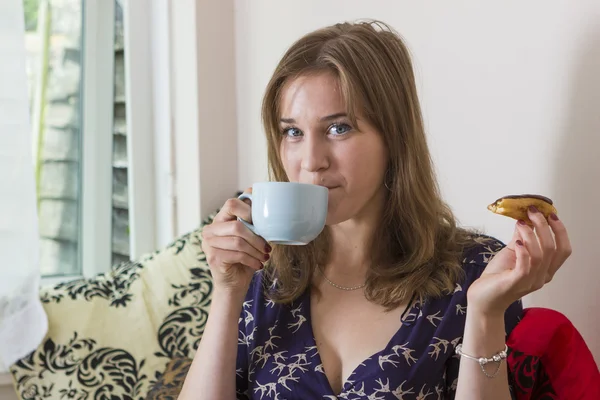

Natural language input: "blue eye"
[329,123,352,135]
[283,127,303,137]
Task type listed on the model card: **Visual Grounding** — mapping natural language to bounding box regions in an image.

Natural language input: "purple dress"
[235,236,523,399]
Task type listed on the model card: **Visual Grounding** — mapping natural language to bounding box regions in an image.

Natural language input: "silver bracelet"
[455,344,509,378]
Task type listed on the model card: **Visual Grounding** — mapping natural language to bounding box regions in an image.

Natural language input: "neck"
[326,222,374,275]
[321,189,386,286]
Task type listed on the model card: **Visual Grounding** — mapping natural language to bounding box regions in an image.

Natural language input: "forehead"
[279,72,347,119]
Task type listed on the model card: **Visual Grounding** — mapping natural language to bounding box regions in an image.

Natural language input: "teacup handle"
[237,193,257,234]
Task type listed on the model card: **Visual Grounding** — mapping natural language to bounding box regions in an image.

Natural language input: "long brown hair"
[262,20,475,309]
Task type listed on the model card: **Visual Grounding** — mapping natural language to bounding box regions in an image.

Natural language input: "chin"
[324,189,359,226]
[324,205,351,226]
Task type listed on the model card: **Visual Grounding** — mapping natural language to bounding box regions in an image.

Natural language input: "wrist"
[462,308,506,355]
[465,308,506,333]
[466,303,506,322]
[466,290,509,320]
[211,286,248,311]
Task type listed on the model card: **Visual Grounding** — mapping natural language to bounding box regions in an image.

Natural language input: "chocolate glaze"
[494,194,553,205]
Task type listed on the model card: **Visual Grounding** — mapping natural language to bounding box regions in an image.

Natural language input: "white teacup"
[238,182,328,245]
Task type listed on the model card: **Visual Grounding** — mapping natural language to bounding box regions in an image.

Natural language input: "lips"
[314,183,338,189]
[309,180,339,190]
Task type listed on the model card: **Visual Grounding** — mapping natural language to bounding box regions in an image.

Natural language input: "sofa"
[8,214,600,400]
[9,214,217,400]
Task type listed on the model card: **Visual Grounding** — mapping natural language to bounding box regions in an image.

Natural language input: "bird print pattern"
[235,235,523,399]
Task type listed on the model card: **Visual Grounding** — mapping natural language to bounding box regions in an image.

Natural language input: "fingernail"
[516,239,524,247]
[550,213,559,221]
[518,220,527,226]
[264,253,270,261]
[528,205,539,213]
[265,244,272,253]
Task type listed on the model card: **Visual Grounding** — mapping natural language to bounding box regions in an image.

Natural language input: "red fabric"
[507,307,600,400]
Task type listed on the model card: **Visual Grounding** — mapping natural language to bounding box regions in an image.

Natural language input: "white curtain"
[0,0,47,371]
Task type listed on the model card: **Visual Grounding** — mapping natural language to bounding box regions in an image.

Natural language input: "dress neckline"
[301,288,418,396]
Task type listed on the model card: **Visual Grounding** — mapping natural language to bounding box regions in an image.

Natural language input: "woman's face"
[279,72,389,225]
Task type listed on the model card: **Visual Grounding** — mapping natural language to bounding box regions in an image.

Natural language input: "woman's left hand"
[467,206,573,316]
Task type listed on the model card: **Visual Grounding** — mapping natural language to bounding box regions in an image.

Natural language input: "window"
[24,0,84,277]
[23,0,130,278]
[111,1,131,266]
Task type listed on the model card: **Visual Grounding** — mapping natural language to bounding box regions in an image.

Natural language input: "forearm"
[455,310,511,400]
[179,289,245,400]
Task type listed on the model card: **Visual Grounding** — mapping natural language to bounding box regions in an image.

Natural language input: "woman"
[180,21,572,399]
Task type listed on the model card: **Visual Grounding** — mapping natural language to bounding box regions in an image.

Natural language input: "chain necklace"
[317,265,366,291]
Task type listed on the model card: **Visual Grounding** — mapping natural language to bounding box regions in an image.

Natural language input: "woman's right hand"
[201,192,271,294]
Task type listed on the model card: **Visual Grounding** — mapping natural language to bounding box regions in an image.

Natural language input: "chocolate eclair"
[487,194,557,224]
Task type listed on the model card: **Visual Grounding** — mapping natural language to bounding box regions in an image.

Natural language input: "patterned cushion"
[9,215,216,400]
[145,357,192,400]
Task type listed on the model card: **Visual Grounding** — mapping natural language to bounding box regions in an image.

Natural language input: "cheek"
[349,162,381,190]
[279,142,300,179]
[339,143,387,189]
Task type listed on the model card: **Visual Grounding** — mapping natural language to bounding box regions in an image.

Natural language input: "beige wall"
[235,0,600,363]
[0,373,17,400]
[0,385,18,400]
[196,0,238,218]
[169,0,238,235]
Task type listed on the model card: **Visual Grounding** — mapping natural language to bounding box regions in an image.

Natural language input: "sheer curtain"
[0,0,47,371]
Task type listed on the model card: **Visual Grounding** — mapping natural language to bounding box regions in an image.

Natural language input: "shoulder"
[240,270,279,328]
[242,270,268,310]
[462,233,505,265]
[460,233,505,283]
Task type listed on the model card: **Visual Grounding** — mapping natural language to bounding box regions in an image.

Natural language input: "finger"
[506,230,524,271]
[527,206,556,270]
[516,219,543,271]
[213,198,252,223]
[513,238,534,290]
[546,213,572,281]
[206,235,269,264]
[241,187,253,205]
[210,220,271,255]
[207,248,264,271]
[506,223,523,250]
[515,223,547,289]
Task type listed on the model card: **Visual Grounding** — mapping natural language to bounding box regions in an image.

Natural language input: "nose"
[300,133,329,173]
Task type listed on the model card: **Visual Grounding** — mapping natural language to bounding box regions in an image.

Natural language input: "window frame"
[121,0,158,260]
[78,0,115,279]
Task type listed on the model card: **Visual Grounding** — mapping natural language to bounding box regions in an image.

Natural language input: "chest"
[310,291,406,394]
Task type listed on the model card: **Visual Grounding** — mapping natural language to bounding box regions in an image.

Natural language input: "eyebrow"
[279,112,348,124]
